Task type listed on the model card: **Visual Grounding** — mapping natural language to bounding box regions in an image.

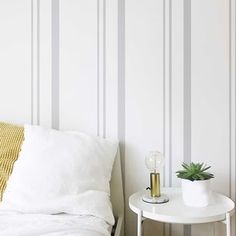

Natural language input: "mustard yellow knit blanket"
[0,122,24,200]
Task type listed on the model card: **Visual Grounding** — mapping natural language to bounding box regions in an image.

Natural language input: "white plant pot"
[181,179,212,207]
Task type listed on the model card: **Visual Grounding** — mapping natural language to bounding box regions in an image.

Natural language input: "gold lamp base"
[143,172,169,204]
[150,172,160,197]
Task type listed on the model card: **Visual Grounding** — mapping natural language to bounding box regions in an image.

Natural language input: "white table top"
[129,188,235,224]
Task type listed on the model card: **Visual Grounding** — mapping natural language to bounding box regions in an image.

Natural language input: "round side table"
[129,188,235,236]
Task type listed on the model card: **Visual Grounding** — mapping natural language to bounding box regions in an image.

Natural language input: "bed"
[0,123,124,236]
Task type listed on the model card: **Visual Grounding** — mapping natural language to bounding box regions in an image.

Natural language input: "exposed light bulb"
[145,151,164,173]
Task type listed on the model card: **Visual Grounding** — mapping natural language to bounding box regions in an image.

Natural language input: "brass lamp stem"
[150,172,160,197]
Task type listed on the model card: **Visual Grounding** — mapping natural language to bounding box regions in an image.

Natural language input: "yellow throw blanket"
[0,122,24,200]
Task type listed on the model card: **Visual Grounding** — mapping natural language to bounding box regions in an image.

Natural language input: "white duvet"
[0,126,117,236]
[0,213,112,236]
[0,126,118,235]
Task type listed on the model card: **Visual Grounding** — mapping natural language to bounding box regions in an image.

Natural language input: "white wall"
[126,1,236,236]
[0,1,235,236]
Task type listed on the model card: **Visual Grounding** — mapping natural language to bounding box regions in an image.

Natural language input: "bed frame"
[110,148,124,236]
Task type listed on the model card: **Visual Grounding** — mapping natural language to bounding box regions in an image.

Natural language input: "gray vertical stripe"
[228,0,232,198]
[97,0,100,136]
[184,0,191,165]
[118,0,126,231]
[31,0,40,125]
[163,0,166,183]
[235,0,236,204]
[118,0,125,198]
[184,0,191,235]
[37,0,40,125]
[235,0,236,205]
[103,0,106,138]
[169,0,172,235]
[52,0,59,130]
[31,0,34,125]
[169,0,172,189]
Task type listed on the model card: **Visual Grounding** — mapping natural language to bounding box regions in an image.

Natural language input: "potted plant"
[176,162,214,207]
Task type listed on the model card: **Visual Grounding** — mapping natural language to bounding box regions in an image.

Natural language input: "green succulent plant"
[176,162,214,181]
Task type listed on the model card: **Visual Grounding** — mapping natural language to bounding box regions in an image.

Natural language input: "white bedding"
[0,126,118,235]
[0,213,112,236]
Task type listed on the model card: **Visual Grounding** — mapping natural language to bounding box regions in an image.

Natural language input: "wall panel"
[0,0,31,124]
[105,0,118,139]
[125,0,164,235]
[59,0,98,133]
[191,0,230,235]
[125,0,236,235]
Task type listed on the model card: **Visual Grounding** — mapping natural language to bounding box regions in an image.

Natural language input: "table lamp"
[142,151,169,204]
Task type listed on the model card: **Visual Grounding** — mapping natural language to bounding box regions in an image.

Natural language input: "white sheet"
[0,213,112,236]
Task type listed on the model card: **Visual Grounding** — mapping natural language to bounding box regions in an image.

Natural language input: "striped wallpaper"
[0,1,234,236]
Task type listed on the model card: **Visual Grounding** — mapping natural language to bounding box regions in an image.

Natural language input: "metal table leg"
[137,210,143,236]
[226,213,231,236]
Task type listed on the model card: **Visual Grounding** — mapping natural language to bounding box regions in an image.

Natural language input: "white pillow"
[0,125,118,225]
